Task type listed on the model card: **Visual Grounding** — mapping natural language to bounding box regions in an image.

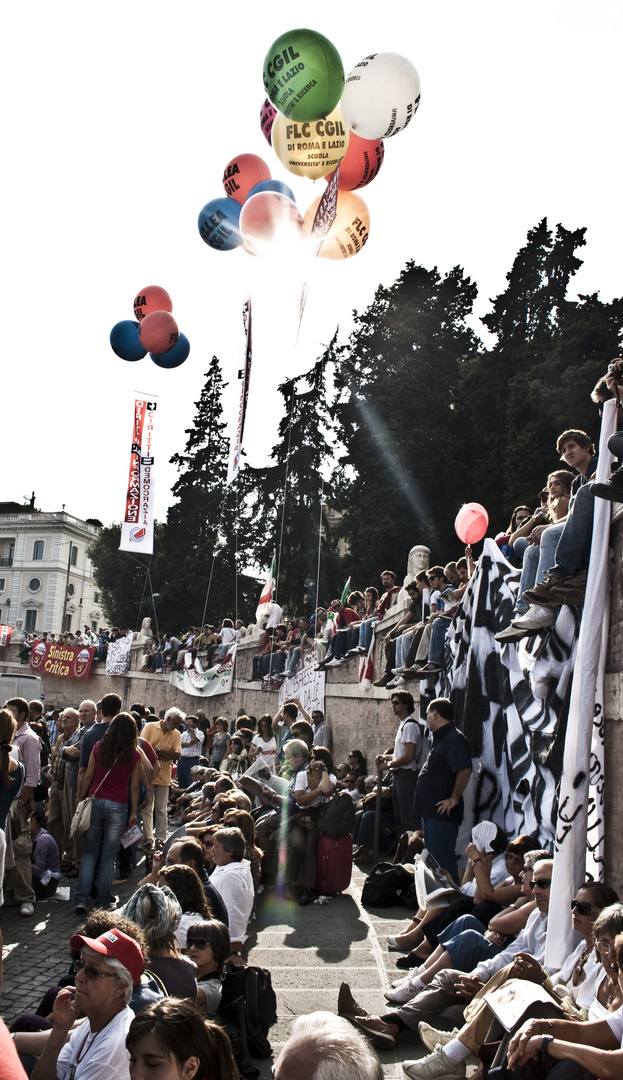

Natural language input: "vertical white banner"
[545,399,617,969]
[119,394,158,555]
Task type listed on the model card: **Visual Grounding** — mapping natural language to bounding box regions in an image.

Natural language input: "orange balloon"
[303,191,370,260]
[138,310,179,354]
[222,153,271,205]
[133,285,173,322]
[325,132,384,191]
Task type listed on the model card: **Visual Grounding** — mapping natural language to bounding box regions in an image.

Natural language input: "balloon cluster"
[198,29,420,262]
[109,286,191,369]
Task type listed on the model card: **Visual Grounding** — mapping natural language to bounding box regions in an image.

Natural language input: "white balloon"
[340,52,421,140]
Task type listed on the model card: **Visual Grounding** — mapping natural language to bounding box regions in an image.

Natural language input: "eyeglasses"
[571,899,596,916]
[596,939,617,957]
[529,878,552,890]
[187,938,211,950]
[76,959,116,981]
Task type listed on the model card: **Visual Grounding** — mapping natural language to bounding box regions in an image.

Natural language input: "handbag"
[69,758,119,839]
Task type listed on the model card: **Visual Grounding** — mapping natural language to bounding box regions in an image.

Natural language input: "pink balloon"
[239,191,303,258]
[222,153,271,205]
[454,503,489,545]
[260,98,277,145]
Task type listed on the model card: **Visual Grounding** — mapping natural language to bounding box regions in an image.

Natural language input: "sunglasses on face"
[76,959,116,981]
[529,878,552,891]
[571,899,595,916]
[187,938,211,950]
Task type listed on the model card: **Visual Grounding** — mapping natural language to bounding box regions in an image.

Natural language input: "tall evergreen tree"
[241,346,343,615]
[87,524,158,628]
[156,356,257,628]
[457,220,621,523]
[331,262,480,579]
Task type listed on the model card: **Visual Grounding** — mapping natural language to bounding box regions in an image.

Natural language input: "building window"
[67,583,75,598]
[93,591,100,604]
[28,578,41,593]
[62,614,72,633]
[91,620,98,632]
[0,578,5,592]
[24,610,37,633]
[71,545,78,566]
[33,541,44,561]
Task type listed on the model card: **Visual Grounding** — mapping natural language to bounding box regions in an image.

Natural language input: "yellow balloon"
[303,190,370,259]
[271,107,349,180]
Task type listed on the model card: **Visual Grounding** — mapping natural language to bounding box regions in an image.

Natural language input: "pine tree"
[87,524,157,627]
[156,356,256,628]
[331,262,480,578]
[241,346,343,616]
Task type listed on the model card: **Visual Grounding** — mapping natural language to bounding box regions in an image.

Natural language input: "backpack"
[318,790,357,838]
[220,965,277,1058]
[361,861,413,908]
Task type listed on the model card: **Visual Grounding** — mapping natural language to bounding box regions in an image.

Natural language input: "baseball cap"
[69,928,144,985]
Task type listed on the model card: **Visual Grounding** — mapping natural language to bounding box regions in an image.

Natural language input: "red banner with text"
[29,640,95,679]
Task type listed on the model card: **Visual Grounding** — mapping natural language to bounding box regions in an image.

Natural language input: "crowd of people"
[1,359,622,1078]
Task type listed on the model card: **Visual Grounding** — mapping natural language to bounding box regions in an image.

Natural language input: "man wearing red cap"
[30,928,143,1080]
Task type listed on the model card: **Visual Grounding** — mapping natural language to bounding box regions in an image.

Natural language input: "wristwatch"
[541,1035,553,1054]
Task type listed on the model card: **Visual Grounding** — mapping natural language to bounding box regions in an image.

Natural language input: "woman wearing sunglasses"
[508,912,623,1079]
[185,920,231,1015]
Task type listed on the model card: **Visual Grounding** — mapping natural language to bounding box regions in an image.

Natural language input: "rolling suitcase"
[315,832,353,894]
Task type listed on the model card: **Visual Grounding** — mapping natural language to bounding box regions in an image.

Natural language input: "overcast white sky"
[3,1,621,525]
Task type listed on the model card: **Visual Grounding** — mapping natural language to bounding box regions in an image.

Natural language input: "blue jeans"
[176,757,199,788]
[550,482,595,579]
[396,631,415,668]
[285,646,300,675]
[422,817,460,884]
[76,798,128,907]
[358,617,379,650]
[515,524,564,614]
[438,914,501,969]
[429,618,450,664]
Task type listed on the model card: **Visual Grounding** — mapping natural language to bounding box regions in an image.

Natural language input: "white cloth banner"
[105,631,134,676]
[119,394,158,554]
[278,665,326,715]
[546,400,617,970]
[169,644,237,698]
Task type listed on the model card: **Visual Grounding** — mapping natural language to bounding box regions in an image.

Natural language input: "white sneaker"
[511,603,557,631]
[402,1045,466,1080]
[20,902,35,917]
[391,974,413,989]
[418,1023,460,1052]
[384,984,415,1004]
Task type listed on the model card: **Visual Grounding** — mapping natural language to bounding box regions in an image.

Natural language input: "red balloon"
[260,98,277,146]
[222,153,271,205]
[455,503,489,545]
[325,132,385,191]
[138,310,179,354]
[133,285,173,322]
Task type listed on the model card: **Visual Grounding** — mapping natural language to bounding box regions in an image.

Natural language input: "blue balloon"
[151,332,190,369]
[247,178,296,203]
[110,320,147,362]
[197,197,242,251]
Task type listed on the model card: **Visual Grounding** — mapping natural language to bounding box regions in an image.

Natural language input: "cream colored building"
[0,501,102,635]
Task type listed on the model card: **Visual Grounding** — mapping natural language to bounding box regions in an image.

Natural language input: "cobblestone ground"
[1,856,475,1079]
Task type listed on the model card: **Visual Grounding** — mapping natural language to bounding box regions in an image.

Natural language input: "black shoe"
[590,474,623,502]
[299,888,315,906]
[396,950,419,970]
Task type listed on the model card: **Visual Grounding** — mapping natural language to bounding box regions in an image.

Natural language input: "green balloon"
[263,28,344,123]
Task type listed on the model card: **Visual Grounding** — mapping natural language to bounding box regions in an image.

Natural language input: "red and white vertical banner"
[227,297,252,486]
[119,394,158,555]
[0,625,13,647]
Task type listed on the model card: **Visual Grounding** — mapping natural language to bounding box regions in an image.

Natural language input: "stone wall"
[0,598,419,770]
